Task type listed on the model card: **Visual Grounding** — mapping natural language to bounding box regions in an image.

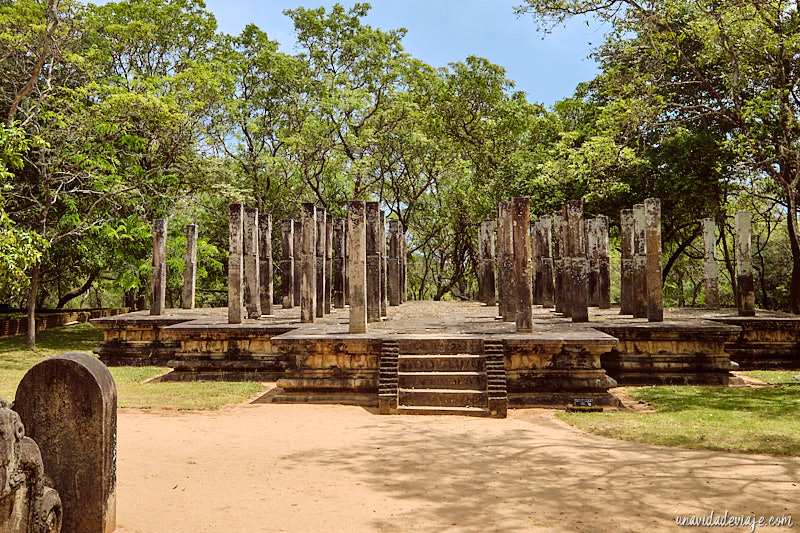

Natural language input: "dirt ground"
[115,402,799,533]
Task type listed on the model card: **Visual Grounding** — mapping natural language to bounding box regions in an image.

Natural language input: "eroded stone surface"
[15,352,116,533]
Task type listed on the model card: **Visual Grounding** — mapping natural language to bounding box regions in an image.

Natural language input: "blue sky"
[203,0,608,107]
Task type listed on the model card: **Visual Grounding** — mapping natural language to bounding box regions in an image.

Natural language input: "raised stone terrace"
[92,301,800,417]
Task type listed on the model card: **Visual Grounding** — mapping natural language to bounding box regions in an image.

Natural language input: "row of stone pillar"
[228,204,275,324]
[152,202,408,326]
[479,198,614,328]
[276,201,408,330]
[345,201,407,333]
[701,212,755,316]
[618,198,663,321]
[150,220,201,315]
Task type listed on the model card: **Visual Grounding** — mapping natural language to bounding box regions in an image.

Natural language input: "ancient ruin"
[92,197,800,418]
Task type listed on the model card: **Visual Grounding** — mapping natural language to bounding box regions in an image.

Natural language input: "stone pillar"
[333,218,346,308]
[512,197,533,332]
[228,204,244,324]
[497,201,515,321]
[597,215,611,309]
[586,218,600,307]
[619,209,634,315]
[150,219,167,316]
[347,201,367,333]
[389,220,401,306]
[539,216,555,308]
[632,203,648,318]
[281,219,294,309]
[181,223,197,310]
[566,200,589,322]
[380,210,388,318]
[344,222,349,306]
[315,208,327,318]
[552,212,565,315]
[243,207,261,319]
[701,218,720,309]
[325,212,333,314]
[478,219,496,305]
[293,219,302,308]
[645,198,663,322]
[366,202,381,322]
[400,225,407,303]
[736,210,755,316]
[300,203,317,322]
[530,219,540,306]
[259,212,273,315]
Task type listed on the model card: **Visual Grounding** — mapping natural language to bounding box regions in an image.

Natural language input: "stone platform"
[91,302,800,411]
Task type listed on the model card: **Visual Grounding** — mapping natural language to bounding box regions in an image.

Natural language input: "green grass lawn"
[0,324,267,409]
[559,372,800,456]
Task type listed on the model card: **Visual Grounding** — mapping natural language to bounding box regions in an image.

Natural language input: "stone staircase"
[379,339,507,418]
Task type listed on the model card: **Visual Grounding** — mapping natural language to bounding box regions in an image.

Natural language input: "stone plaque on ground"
[15,352,117,533]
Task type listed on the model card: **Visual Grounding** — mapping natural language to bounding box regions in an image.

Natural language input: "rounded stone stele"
[15,352,117,533]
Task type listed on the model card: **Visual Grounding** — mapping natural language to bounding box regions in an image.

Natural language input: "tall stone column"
[478,219,496,305]
[347,200,367,333]
[632,203,648,318]
[597,215,611,309]
[150,219,167,316]
[365,202,381,322]
[315,208,327,318]
[586,218,600,307]
[553,212,565,315]
[400,224,407,303]
[259,212,273,316]
[243,207,261,319]
[181,223,197,310]
[228,204,244,324]
[539,216,555,308]
[701,218,720,309]
[293,219,302,308]
[325,213,333,314]
[497,201,515,321]
[645,198,663,322]
[619,209,634,315]
[344,222,349,306]
[566,200,589,322]
[333,218,346,308]
[512,197,533,332]
[530,219,540,305]
[300,203,317,323]
[379,210,388,318]
[388,220,401,306]
[736,210,755,316]
[281,219,294,309]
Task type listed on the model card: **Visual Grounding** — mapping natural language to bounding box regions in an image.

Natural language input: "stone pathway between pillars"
[114,404,799,533]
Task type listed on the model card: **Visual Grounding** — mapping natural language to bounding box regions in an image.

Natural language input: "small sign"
[574,398,594,407]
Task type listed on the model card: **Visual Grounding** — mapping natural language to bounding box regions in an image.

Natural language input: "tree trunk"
[25,263,40,350]
[56,270,98,308]
[786,196,800,314]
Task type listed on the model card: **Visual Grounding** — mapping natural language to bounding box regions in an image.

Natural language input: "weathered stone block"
[15,352,117,533]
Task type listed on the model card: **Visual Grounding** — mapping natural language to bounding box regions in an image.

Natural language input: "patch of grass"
[744,370,800,385]
[559,373,800,456]
[0,323,267,409]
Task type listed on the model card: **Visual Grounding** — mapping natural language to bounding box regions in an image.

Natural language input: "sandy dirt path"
[115,404,799,533]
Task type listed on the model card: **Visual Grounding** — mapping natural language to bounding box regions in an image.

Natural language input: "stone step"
[398,371,486,390]
[398,388,488,408]
[398,355,484,372]
[395,405,490,417]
